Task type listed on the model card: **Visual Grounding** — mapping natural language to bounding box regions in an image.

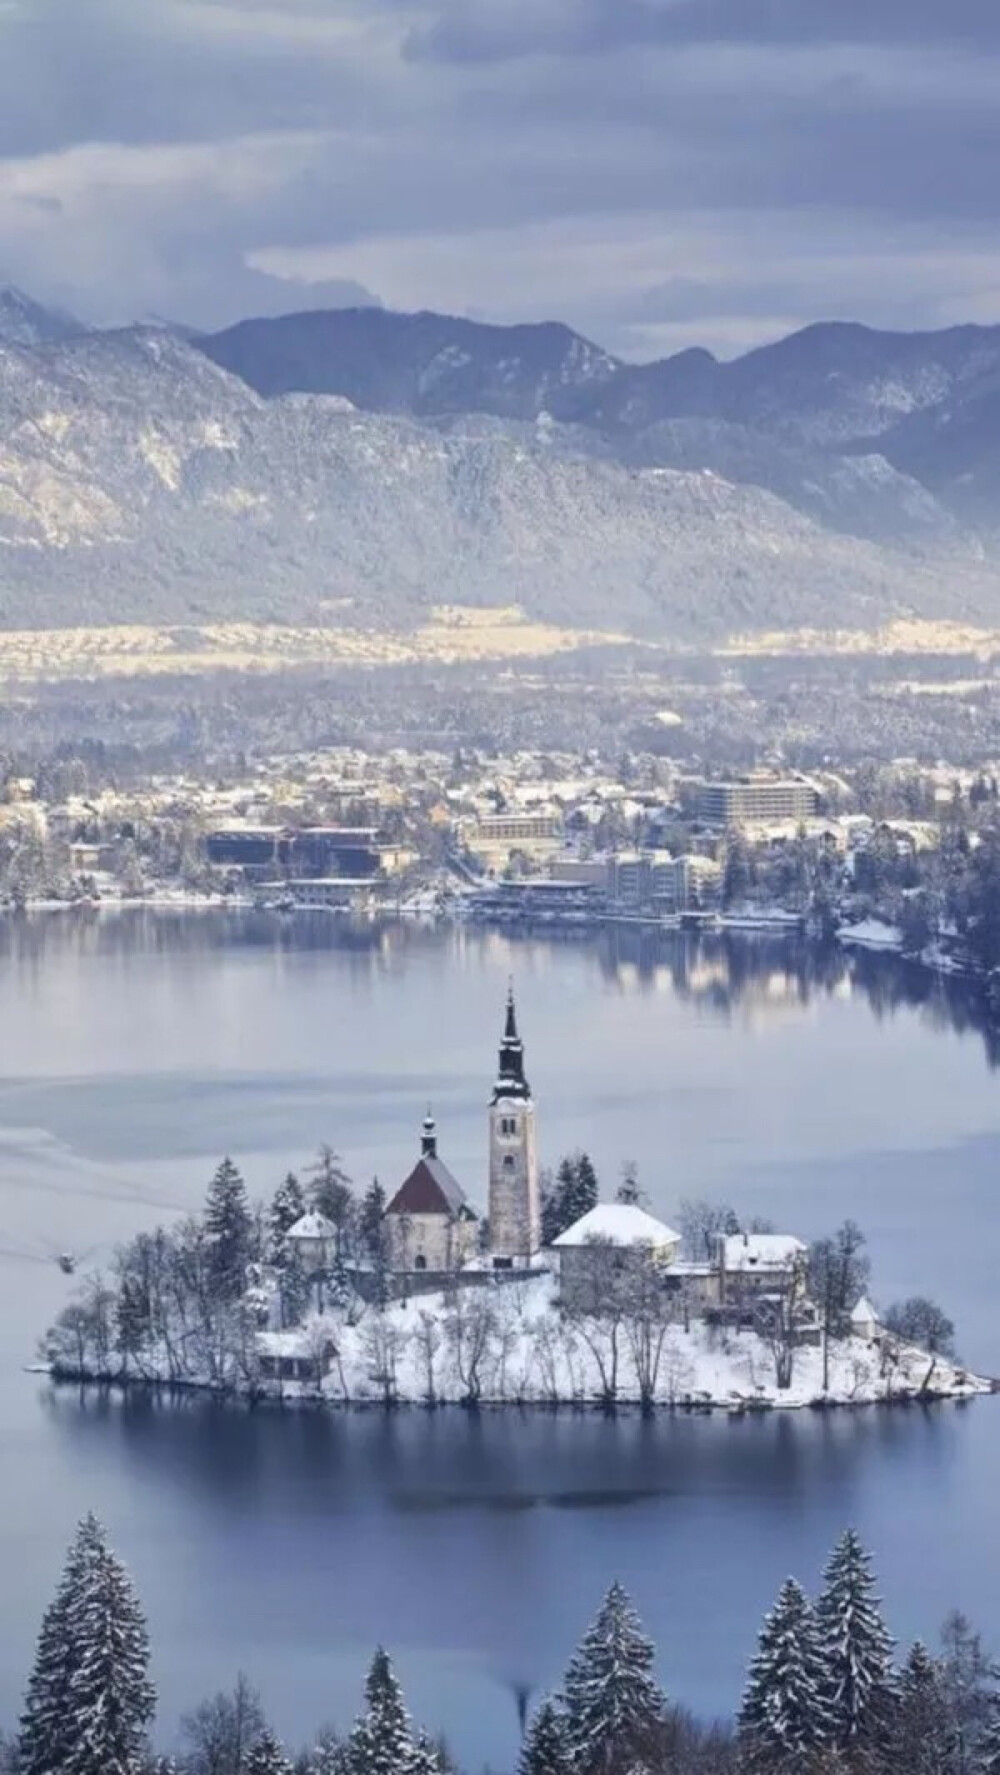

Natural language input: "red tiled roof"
[385,1156,474,1218]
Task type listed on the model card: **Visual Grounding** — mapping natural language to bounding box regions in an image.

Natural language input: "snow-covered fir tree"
[410,1730,444,1775]
[815,1529,894,1748]
[244,1726,294,1775]
[977,1691,1000,1773]
[20,1512,155,1775]
[561,1580,666,1775]
[889,1641,955,1775]
[738,1578,832,1771]
[348,1647,416,1775]
[267,1172,306,1267]
[205,1157,254,1300]
[518,1699,572,1775]
[63,1517,156,1775]
[19,1514,106,1775]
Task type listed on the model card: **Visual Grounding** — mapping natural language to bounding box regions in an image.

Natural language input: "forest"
[8,1513,999,1775]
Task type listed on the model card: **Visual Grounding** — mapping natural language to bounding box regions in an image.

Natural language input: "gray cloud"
[0,0,999,353]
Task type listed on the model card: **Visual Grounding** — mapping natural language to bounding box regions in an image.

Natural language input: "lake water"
[2,912,1000,1770]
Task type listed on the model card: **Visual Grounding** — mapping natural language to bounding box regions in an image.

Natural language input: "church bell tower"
[488,987,540,1263]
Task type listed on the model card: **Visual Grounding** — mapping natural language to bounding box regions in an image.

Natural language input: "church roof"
[385,1155,476,1220]
[491,985,531,1104]
[287,1210,337,1241]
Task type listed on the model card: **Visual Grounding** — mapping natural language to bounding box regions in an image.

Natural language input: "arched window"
[414,1254,428,1271]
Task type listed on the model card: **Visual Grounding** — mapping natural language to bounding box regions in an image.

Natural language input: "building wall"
[693,780,819,826]
[385,1211,477,1273]
[488,1097,540,1261]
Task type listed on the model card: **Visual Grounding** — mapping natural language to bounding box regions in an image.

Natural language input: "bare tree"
[180,1674,266,1775]
[624,1265,678,1413]
[414,1309,442,1405]
[444,1292,497,1405]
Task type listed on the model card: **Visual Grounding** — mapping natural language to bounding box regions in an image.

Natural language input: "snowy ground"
[258,1274,988,1411]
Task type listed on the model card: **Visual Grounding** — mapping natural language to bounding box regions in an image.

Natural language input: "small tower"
[488,987,540,1263]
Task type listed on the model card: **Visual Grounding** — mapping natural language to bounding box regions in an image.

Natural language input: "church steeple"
[493,984,531,1103]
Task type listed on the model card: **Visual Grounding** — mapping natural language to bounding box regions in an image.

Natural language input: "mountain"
[202,306,618,419]
[0,286,86,349]
[198,309,1000,537]
[4,323,998,641]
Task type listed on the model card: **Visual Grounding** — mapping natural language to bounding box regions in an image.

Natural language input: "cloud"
[0,0,999,351]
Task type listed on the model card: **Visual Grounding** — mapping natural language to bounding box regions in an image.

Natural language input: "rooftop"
[553,1203,681,1250]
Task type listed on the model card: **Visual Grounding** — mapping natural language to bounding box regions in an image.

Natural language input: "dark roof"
[385,1155,476,1219]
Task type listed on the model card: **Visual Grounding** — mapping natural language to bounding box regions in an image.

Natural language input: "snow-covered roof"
[722,1233,806,1272]
[851,1295,879,1325]
[287,1211,337,1241]
[553,1203,681,1250]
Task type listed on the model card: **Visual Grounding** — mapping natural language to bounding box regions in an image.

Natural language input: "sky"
[2,0,1000,359]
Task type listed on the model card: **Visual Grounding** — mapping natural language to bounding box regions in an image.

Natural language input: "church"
[383,988,541,1275]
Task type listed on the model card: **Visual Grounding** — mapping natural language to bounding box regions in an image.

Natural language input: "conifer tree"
[815,1530,894,1749]
[518,1699,572,1775]
[410,1731,443,1775]
[738,1578,832,1771]
[63,1519,156,1775]
[561,1580,666,1775]
[977,1692,1000,1773]
[205,1157,253,1300]
[268,1173,306,1267]
[22,1512,155,1775]
[19,1514,105,1775]
[889,1642,954,1775]
[244,1727,294,1775]
[348,1647,416,1775]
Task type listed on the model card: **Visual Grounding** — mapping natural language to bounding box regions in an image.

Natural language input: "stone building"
[384,1115,478,1274]
[285,1210,339,1273]
[488,989,540,1266]
[553,1202,681,1310]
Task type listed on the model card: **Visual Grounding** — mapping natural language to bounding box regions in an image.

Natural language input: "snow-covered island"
[42,1000,989,1417]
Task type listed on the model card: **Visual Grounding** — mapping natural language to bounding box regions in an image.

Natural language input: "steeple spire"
[492,985,530,1102]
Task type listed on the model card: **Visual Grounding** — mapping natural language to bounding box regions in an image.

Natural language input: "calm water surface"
[1,913,999,1770]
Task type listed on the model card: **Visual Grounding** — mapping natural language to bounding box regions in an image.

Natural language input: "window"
[503,1154,516,1172]
[414,1254,427,1272]
[499,1115,517,1136]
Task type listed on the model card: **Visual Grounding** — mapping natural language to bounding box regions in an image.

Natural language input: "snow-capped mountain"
[0,286,86,349]
[200,308,1000,532]
[4,302,1000,641]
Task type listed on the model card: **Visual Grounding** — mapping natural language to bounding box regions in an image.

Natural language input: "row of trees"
[13,1519,1000,1775]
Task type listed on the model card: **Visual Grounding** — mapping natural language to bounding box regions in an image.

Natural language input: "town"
[45,987,978,1413]
[5,736,1000,999]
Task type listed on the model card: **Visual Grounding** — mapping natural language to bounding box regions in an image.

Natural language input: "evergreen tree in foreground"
[888,1642,954,1775]
[977,1691,1000,1773]
[205,1157,253,1300]
[815,1529,894,1750]
[738,1578,831,1771]
[244,1726,294,1775]
[20,1514,105,1775]
[348,1648,415,1775]
[561,1581,666,1775]
[518,1699,572,1775]
[21,1512,155,1775]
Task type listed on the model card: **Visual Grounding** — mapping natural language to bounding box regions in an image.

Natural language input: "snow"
[837,918,903,951]
[255,1274,986,1411]
[850,1296,879,1327]
[286,1211,337,1241]
[553,1203,681,1249]
[723,1233,806,1272]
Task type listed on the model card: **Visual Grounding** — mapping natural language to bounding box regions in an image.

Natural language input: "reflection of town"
[0,907,996,1066]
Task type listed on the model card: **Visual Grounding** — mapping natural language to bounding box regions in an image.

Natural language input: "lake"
[1,911,999,1771]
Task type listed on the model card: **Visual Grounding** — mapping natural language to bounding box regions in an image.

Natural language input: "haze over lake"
[1,912,998,1770]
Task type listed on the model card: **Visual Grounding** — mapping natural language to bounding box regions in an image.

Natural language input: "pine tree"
[518,1700,572,1775]
[19,1514,105,1775]
[410,1732,443,1775]
[572,1154,599,1221]
[888,1642,954,1775]
[348,1647,415,1775]
[244,1727,294,1775]
[63,1520,156,1775]
[977,1691,1000,1773]
[279,1246,312,1329]
[561,1581,666,1775]
[738,1578,832,1771]
[268,1173,306,1266]
[815,1530,894,1750]
[205,1157,253,1300]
